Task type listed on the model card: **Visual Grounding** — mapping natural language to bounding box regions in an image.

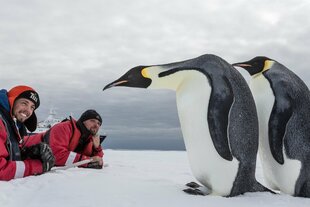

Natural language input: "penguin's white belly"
[250,76,301,195]
[176,72,239,195]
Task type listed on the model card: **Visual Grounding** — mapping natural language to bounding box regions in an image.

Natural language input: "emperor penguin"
[103,54,271,197]
[233,56,310,197]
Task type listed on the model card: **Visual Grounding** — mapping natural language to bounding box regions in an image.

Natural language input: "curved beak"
[103,80,128,91]
[232,63,252,68]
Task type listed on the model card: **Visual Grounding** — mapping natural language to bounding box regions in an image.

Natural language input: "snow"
[1,150,310,207]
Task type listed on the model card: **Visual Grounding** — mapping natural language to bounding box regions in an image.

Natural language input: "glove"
[87,161,103,169]
[39,143,55,172]
[22,143,55,173]
[87,156,103,169]
[22,144,41,159]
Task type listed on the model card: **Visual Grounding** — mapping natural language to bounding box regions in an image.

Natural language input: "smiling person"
[0,85,55,181]
[40,109,104,169]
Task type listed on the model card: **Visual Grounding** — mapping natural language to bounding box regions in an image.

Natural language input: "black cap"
[78,109,102,125]
[17,90,40,109]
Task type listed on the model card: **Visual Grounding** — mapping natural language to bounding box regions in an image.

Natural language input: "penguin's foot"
[185,181,202,189]
[183,188,206,196]
[183,181,210,195]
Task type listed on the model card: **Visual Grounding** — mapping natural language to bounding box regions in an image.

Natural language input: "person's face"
[83,119,101,135]
[12,98,35,123]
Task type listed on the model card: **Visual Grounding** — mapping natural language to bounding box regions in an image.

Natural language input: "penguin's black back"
[264,62,310,161]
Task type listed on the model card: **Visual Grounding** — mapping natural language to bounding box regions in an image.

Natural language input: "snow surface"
[1,150,310,207]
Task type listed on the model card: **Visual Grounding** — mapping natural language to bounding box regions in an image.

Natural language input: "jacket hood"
[0,89,10,112]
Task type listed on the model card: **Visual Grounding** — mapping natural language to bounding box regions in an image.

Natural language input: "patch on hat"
[29,92,39,103]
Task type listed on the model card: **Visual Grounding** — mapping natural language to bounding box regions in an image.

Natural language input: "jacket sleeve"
[49,122,91,166]
[22,133,44,147]
[0,121,43,181]
[80,137,104,158]
[77,140,104,168]
[92,143,104,157]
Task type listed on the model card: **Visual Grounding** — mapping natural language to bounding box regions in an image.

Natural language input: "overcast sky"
[1,0,309,150]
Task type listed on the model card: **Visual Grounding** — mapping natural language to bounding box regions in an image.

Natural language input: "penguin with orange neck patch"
[233,56,310,197]
[104,54,272,197]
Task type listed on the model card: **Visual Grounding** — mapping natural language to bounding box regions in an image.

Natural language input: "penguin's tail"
[252,181,276,194]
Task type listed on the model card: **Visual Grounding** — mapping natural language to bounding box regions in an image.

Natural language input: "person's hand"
[92,134,100,149]
[39,143,55,172]
[22,143,55,173]
[87,156,103,169]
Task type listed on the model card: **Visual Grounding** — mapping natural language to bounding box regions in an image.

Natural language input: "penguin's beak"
[232,61,259,76]
[232,63,252,68]
[103,79,128,91]
[103,66,152,91]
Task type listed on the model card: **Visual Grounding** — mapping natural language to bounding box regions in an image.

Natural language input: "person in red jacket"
[0,85,55,181]
[42,109,104,169]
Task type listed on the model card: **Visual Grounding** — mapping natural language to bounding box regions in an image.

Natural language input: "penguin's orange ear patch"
[263,60,274,72]
[141,68,149,78]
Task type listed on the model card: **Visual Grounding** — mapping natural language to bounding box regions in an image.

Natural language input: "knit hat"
[78,109,102,125]
[7,85,40,132]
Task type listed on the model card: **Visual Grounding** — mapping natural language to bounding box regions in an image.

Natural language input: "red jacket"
[0,120,43,181]
[37,118,103,166]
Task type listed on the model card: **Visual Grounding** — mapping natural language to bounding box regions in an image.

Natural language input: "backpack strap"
[42,128,51,144]
[0,113,22,161]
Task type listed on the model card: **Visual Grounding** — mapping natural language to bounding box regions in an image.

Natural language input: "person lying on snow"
[34,109,104,169]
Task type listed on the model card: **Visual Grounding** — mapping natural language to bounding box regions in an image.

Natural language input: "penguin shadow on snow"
[103,54,275,197]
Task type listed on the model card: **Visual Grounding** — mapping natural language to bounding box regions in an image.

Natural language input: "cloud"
[1,0,309,150]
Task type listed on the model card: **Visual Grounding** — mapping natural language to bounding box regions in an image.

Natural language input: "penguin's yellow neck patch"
[253,60,274,78]
[141,68,149,78]
[263,60,274,72]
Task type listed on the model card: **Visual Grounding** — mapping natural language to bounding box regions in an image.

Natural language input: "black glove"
[22,143,55,172]
[87,161,103,169]
[22,144,41,159]
[40,143,55,172]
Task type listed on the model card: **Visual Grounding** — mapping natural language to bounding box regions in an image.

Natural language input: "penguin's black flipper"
[268,80,293,164]
[207,76,234,161]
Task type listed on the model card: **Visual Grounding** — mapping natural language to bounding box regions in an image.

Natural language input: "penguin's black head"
[103,66,152,91]
[232,56,274,76]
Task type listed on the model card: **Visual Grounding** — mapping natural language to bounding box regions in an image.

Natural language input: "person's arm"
[90,135,104,157]
[89,135,104,168]
[22,133,44,147]
[0,121,43,181]
[78,135,104,168]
